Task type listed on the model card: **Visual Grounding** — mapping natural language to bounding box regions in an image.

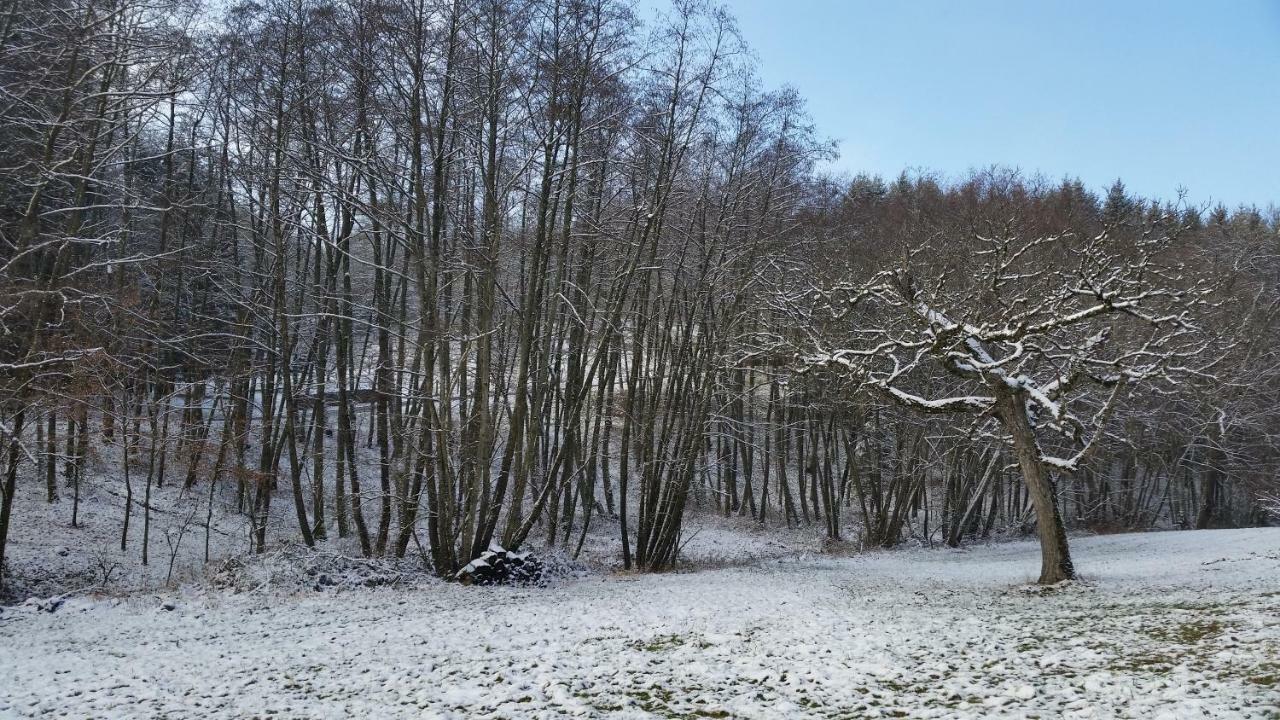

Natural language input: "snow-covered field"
[2,529,1277,719]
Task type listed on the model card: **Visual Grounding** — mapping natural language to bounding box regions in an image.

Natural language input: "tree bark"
[997,389,1075,584]
[0,409,24,589]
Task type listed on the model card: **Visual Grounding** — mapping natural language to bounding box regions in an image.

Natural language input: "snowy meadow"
[3,529,1278,718]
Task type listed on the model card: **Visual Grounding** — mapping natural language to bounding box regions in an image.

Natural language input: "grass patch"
[631,632,712,652]
[1247,662,1280,687]
[1111,652,1181,672]
[618,685,734,719]
[1148,619,1226,644]
[1248,673,1279,687]
[632,634,685,652]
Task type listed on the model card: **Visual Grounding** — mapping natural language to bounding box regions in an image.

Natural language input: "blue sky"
[666,1,1280,209]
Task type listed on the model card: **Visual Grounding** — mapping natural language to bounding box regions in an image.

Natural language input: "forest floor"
[2,528,1277,719]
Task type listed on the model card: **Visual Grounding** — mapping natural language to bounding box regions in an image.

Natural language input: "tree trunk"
[998,390,1075,584]
[0,409,25,590]
[1196,438,1225,530]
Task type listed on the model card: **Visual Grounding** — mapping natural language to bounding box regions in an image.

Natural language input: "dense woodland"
[2,0,1278,592]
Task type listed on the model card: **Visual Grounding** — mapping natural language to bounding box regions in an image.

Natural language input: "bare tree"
[787,214,1220,583]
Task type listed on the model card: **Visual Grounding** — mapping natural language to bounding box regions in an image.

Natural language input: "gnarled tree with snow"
[787,217,1218,583]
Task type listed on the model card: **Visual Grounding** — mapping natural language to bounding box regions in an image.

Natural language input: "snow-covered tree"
[789,218,1220,583]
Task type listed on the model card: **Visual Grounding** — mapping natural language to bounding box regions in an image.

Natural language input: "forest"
[3,0,1280,716]
[2,0,1278,595]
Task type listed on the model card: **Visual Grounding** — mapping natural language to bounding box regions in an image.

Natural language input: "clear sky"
[677,1,1280,209]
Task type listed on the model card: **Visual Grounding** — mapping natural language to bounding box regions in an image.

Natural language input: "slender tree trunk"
[0,409,24,590]
[45,410,57,503]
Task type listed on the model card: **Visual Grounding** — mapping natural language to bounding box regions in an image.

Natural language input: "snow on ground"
[0,436,407,603]
[2,529,1277,719]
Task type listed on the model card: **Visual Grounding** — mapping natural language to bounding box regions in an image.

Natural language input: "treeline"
[1,0,1276,586]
